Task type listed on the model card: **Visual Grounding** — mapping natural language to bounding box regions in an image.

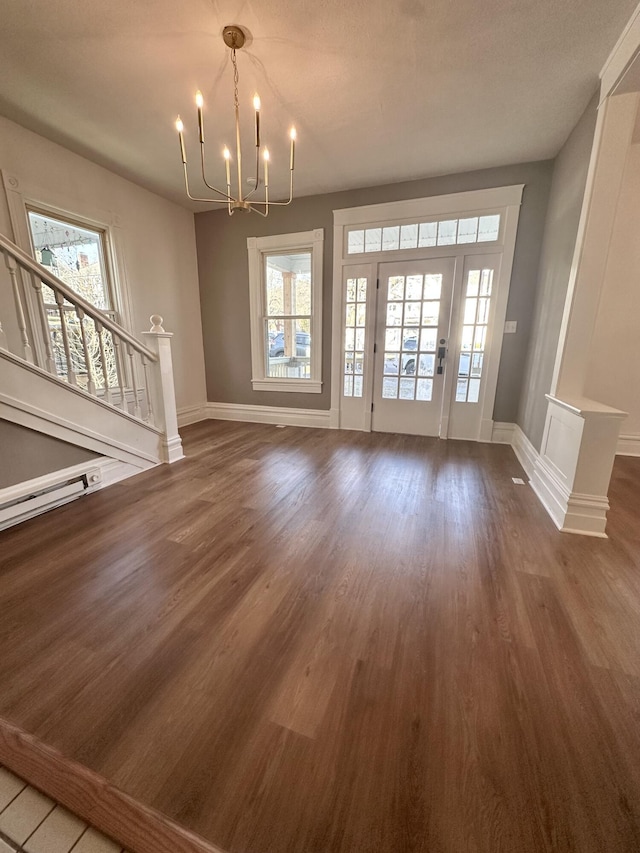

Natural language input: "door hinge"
[373,342,377,353]
[371,403,374,412]
[376,279,380,290]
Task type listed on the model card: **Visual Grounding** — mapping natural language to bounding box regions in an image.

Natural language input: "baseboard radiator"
[0,465,102,530]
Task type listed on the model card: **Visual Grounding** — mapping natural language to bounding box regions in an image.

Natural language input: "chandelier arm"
[199,145,234,200]
[183,164,236,204]
[250,171,294,206]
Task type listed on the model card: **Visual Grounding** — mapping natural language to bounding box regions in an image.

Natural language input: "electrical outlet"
[504,320,517,334]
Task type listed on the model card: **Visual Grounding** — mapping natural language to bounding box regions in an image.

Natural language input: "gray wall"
[517,94,598,450]
[196,161,553,420]
[0,420,99,488]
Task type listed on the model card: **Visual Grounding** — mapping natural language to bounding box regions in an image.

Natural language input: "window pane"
[267,318,311,378]
[344,353,354,374]
[468,378,481,403]
[348,230,364,253]
[382,377,398,398]
[480,268,494,296]
[437,219,457,245]
[423,275,442,300]
[458,352,470,377]
[385,328,401,351]
[353,376,363,397]
[418,222,437,247]
[457,217,478,244]
[477,298,490,325]
[422,301,439,326]
[28,210,111,310]
[418,353,435,376]
[466,270,480,297]
[478,215,500,242]
[265,252,311,318]
[344,375,354,395]
[404,302,421,326]
[384,353,400,375]
[399,378,415,399]
[464,298,477,324]
[382,226,400,251]
[355,328,365,349]
[387,303,402,326]
[365,228,382,252]
[420,328,437,351]
[388,276,404,300]
[416,378,433,401]
[346,279,356,302]
[354,352,364,374]
[405,275,423,300]
[400,224,418,250]
[456,379,468,402]
[461,326,474,351]
[345,327,355,350]
[356,303,366,326]
[357,278,367,301]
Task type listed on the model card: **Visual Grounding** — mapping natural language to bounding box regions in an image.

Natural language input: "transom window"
[347,213,500,255]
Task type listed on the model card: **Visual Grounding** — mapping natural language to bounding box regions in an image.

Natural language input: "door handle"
[437,339,446,374]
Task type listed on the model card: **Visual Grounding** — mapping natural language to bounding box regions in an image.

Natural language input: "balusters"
[3,250,33,363]
[95,320,113,404]
[141,354,154,424]
[29,272,56,374]
[127,343,142,419]
[112,337,127,411]
[75,307,96,395]
[54,290,76,386]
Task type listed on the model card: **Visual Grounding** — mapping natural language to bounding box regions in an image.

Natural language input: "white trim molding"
[177,404,208,427]
[247,228,324,394]
[205,402,331,429]
[510,424,539,480]
[617,433,640,456]
[491,421,516,444]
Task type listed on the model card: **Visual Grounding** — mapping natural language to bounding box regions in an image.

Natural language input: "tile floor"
[0,767,130,853]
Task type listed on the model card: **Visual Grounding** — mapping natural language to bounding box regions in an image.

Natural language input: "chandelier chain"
[232,49,239,112]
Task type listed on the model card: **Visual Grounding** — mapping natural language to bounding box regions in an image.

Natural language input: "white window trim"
[247,228,324,393]
[1,169,135,371]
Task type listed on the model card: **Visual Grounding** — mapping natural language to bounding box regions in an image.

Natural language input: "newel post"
[142,315,185,464]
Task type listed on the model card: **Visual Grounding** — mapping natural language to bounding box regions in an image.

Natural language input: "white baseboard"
[511,424,539,479]
[617,433,640,456]
[491,421,516,444]
[177,404,208,427]
[205,402,331,429]
[0,456,152,530]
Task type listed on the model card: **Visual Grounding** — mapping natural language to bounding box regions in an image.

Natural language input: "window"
[248,229,323,393]
[26,207,119,390]
[346,213,501,255]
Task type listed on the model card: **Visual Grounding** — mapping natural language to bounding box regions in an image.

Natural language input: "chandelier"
[175,25,296,216]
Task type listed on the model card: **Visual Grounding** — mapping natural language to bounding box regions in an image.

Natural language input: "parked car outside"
[384,334,417,375]
[269,331,311,358]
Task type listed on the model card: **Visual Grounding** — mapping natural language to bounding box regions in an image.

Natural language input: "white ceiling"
[0,0,636,211]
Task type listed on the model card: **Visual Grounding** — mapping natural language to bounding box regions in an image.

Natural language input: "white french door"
[371,258,456,436]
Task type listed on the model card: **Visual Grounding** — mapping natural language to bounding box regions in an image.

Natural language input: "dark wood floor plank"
[1,421,640,853]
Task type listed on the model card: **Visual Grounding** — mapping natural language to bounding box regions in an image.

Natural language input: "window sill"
[252,379,323,393]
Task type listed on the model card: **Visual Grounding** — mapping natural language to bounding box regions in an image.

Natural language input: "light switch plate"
[504,320,517,334]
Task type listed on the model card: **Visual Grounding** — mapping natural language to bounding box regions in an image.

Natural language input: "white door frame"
[330,186,523,439]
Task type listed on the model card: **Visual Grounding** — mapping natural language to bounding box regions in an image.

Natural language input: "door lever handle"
[437,340,446,374]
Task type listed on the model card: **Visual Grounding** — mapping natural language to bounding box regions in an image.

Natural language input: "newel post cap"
[149,314,165,333]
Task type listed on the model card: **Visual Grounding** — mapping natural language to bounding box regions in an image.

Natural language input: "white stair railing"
[0,231,183,463]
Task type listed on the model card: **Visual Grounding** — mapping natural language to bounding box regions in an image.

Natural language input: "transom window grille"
[456,268,493,403]
[347,214,500,255]
[264,252,312,380]
[343,277,367,397]
[27,208,118,391]
[382,273,442,401]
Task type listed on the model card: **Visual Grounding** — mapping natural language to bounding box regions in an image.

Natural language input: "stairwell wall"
[0,115,206,415]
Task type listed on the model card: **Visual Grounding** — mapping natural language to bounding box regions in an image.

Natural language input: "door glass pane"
[424,275,442,300]
[383,377,399,398]
[420,328,437,351]
[404,302,421,326]
[456,267,492,402]
[418,353,435,376]
[399,378,415,399]
[385,328,401,350]
[387,303,402,326]
[405,275,423,300]
[416,378,433,401]
[388,276,405,300]
[384,353,400,375]
[343,275,367,397]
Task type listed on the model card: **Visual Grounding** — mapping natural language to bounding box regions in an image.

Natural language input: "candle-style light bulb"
[253,93,261,148]
[195,91,205,143]
[263,147,270,186]
[175,116,186,164]
[223,145,231,188]
[289,127,296,171]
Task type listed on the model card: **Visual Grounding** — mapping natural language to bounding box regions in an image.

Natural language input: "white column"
[142,315,184,464]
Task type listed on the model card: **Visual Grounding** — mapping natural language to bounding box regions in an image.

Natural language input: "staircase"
[0,231,183,527]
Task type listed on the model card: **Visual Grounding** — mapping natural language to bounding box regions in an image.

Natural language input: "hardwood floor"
[1,420,640,853]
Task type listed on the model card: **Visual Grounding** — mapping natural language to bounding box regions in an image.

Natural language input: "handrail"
[0,232,157,362]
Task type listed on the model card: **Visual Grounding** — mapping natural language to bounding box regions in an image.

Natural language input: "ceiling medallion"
[175,25,296,216]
